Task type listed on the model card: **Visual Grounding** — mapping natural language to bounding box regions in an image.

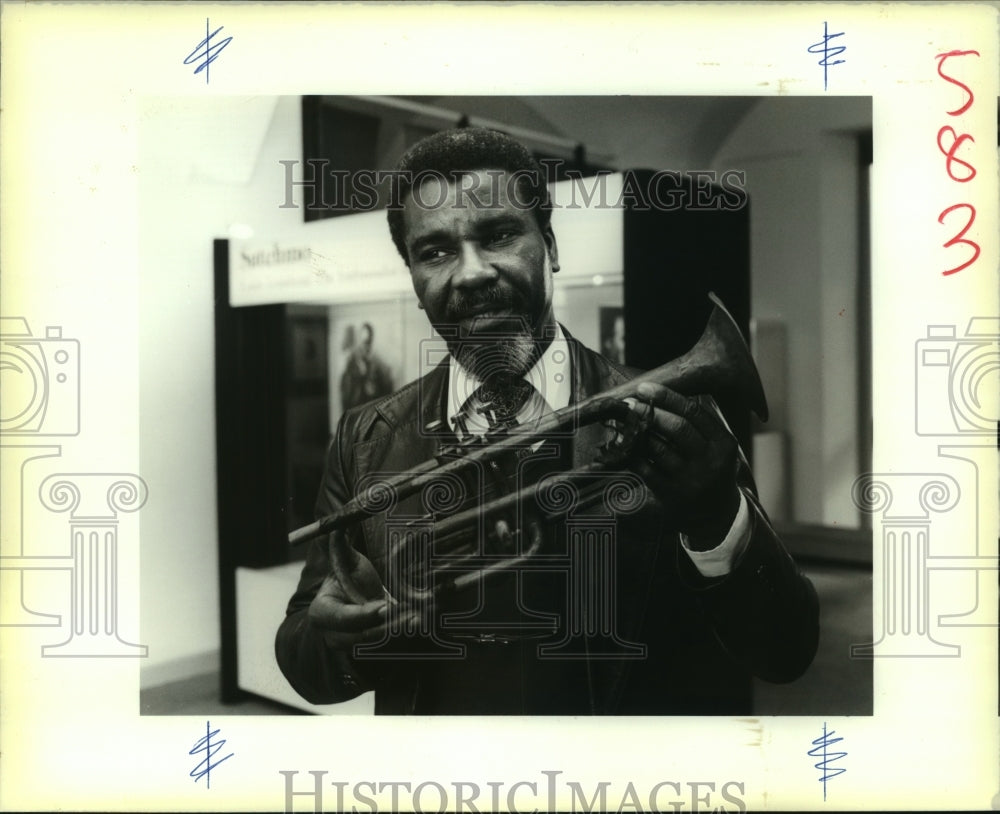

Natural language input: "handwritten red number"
[936,126,977,182]
[934,50,980,116]
[938,203,979,276]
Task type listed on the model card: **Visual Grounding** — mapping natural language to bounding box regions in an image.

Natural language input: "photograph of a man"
[275,127,819,715]
[339,321,395,413]
[601,307,627,366]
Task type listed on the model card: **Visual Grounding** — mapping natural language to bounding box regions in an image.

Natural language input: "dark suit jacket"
[275,336,819,714]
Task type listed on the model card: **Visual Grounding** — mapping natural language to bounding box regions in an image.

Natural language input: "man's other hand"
[631,382,741,548]
[306,533,400,648]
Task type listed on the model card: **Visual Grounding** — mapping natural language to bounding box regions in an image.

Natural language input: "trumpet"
[289,292,768,601]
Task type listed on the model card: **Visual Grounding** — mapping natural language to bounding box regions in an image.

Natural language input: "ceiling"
[402,95,761,170]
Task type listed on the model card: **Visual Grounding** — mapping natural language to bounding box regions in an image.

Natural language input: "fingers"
[309,569,426,648]
[628,383,737,505]
[313,600,423,649]
[631,385,705,466]
[309,586,387,633]
[319,615,418,649]
[635,382,726,444]
[309,592,399,649]
[329,532,386,605]
[320,621,390,649]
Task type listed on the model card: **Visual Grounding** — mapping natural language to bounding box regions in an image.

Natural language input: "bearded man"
[275,127,819,715]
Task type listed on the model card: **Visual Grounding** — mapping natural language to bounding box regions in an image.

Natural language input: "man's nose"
[453,241,498,287]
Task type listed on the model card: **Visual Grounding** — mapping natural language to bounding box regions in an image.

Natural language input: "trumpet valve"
[597,400,654,464]
[489,518,519,555]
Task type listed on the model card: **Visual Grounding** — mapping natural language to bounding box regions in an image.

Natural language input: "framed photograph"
[599,305,626,365]
[328,305,405,419]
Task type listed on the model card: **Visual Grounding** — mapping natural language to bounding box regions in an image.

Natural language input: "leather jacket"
[275,334,819,714]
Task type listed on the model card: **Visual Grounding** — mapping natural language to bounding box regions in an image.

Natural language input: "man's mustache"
[445,286,524,321]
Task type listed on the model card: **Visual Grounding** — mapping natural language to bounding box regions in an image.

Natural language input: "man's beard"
[445,287,541,382]
[454,332,539,383]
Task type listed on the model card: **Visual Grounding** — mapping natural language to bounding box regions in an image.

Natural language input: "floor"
[140,672,306,716]
[754,562,873,716]
[141,561,872,716]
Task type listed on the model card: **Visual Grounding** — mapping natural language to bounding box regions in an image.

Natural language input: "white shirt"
[446,324,573,437]
[444,325,750,577]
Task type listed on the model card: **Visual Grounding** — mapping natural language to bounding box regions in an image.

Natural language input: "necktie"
[471,377,535,432]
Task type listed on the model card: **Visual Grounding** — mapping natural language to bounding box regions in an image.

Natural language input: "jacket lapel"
[351,363,451,566]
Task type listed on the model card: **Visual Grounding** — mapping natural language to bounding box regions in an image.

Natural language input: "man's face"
[402,169,559,379]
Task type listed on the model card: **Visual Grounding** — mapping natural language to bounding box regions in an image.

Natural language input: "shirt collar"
[446,323,572,429]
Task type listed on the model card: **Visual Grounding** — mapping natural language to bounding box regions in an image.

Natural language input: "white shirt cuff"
[679,491,751,578]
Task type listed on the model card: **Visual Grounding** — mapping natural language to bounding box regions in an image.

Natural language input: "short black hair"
[387,127,552,264]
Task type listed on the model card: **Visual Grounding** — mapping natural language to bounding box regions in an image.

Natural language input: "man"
[602,310,627,365]
[340,322,394,413]
[276,127,818,714]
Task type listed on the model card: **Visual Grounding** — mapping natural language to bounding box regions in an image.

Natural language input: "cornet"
[289,292,768,604]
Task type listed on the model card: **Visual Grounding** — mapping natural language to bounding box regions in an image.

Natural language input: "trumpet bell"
[670,291,769,422]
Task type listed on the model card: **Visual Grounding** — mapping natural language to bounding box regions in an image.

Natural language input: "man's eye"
[418,248,451,263]
[485,231,515,246]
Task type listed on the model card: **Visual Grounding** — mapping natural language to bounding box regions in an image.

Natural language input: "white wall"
[712,97,872,526]
[139,96,303,685]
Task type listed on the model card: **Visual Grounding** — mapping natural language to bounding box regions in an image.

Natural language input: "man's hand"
[307,532,406,648]
[630,382,741,548]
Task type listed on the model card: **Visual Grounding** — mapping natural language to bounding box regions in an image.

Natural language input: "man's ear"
[544,227,560,273]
